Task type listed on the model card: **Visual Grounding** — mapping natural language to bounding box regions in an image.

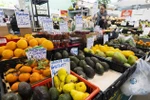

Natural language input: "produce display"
[4,59,51,92]
[84,44,138,67]
[0,34,54,61]
[136,40,150,49]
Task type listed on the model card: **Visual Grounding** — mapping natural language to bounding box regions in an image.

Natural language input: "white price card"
[0,9,6,26]
[121,21,127,26]
[134,21,139,28]
[43,18,53,32]
[142,27,150,35]
[50,58,70,86]
[15,11,31,28]
[25,46,47,60]
[87,36,94,49]
[0,37,7,44]
[129,21,134,26]
[110,33,112,37]
[59,22,68,32]
[103,34,109,44]
[70,47,78,55]
[75,15,83,30]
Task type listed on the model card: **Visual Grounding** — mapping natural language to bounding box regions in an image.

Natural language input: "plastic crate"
[32,71,100,100]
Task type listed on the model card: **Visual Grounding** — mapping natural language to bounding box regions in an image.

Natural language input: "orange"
[30,72,41,83]
[15,64,23,70]
[2,49,14,59]
[12,35,19,39]
[0,46,5,56]
[5,41,16,50]
[14,48,24,57]
[26,36,34,42]
[32,67,41,73]
[29,39,38,47]
[17,39,28,49]
[11,82,20,91]
[19,73,30,82]
[39,38,46,45]
[5,73,18,83]
[20,66,32,73]
[25,34,32,39]
[42,68,51,77]
[40,75,46,80]
[4,34,13,40]
[41,40,54,50]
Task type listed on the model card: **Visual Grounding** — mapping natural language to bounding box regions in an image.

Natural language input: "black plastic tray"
[85,53,137,100]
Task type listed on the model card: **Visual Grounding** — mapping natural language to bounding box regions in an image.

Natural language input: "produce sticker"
[70,47,78,55]
[43,17,53,32]
[59,21,68,32]
[50,58,70,86]
[15,11,31,28]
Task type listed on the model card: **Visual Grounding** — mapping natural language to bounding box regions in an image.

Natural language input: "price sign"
[43,18,53,32]
[70,47,78,55]
[0,9,6,26]
[87,36,94,49]
[134,21,139,28]
[50,58,70,86]
[143,27,150,35]
[121,21,127,26]
[75,15,83,30]
[25,46,46,60]
[103,34,109,44]
[0,37,7,44]
[129,21,134,26]
[59,22,68,32]
[15,11,31,28]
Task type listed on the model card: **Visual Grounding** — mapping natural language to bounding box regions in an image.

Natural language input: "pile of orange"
[5,59,51,92]
[0,34,54,61]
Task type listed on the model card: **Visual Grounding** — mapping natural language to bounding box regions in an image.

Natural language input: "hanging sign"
[43,18,53,32]
[70,47,78,55]
[25,46,47,60]
[75,15,83,30]
[87,36,94,49]
[50,58,70,86]
[121,10,132,17]
[59,22,68,32]
[0,9,6,26]
[103,34,109,44]
[15,11,31,28]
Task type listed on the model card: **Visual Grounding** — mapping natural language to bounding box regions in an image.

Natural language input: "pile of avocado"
[2,82,72,100]
[70,50,110,79]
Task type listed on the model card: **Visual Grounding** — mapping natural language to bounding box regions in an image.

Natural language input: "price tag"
[0,38,7,44]
[103,34,109,44]
[129,21,134,26]
[121,21,127,26]
[134,21,139,28]
[87,36,94,49]
[143,27,150,35]
[75,15,83,30]
[25,46,47,60]
[15,11,31,28]
[0,9,6,26]
[59,22,68,32]
[43,18,53,32]
[110,33,112,37]
[70,47,78,55]
[50,58,70,86]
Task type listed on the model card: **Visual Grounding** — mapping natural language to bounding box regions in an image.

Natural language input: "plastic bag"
[121,59,150,96]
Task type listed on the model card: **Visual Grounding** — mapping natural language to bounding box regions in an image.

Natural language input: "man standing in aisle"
[93,4,108,29]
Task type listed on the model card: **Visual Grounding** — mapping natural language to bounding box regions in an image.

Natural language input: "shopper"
[93,4,108,29]
[10,14,20,34]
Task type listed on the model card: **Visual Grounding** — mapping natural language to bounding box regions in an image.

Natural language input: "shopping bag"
[121,59,150,96]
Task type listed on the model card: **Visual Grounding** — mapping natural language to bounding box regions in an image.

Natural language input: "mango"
[112,52,127,64]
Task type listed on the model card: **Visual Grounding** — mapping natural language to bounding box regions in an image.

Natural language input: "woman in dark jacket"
[10,14,20,34]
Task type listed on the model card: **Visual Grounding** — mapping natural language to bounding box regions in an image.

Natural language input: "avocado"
[40,86,48,92]
[106,57,112,61]
[79,60,87,67]
[99,62,110,71]
[95,63,105,75]
[85,57,95,69]
[71,61,77,70]
[76,70,88,80]
[58,93,72,100]
[70,56,79,64]
[62,50,69,58]
[33,86,50,100]
[54,52,62,60]
[49,87,59,100]
[83,65,95,78]
[2,93,22,100]
[73,67,83,73]
[18,82,32,99]
[79,50,84,55]
[77,54,85,60]
[91,57,100,63]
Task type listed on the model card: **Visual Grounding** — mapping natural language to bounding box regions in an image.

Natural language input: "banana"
[53,75,60,88]
[60,82,65,88]
[5,68,16,75]
[57,87,63,93]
